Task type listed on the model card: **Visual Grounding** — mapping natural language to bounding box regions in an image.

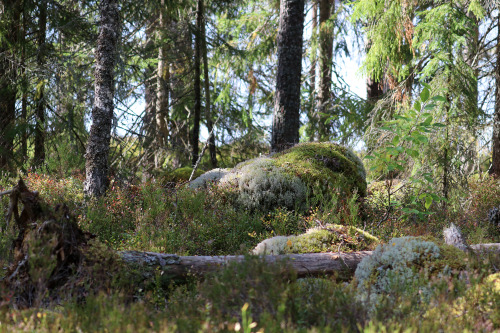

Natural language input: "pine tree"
[271,0,305,152]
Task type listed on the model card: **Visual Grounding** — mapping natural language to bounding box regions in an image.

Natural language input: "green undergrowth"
[0,255,498,332]
[1,170,500,332]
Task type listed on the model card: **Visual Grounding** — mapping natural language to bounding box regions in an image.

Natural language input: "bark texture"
[202,4,217,168]
[491,11,500,176]
[142,15,157,169]
[306,0,317,141]
[120,251,373,280]
[155,0,169,167]
[84,0,120,197]
[192,0,203,166]
[0,0,21,170]
[34,0,47,167]
[317,0,334,140]
[271,0,305,153]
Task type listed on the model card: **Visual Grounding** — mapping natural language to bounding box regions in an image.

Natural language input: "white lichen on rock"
[224,158,307,212]
[189,168,231,189]
[354,237,443,308]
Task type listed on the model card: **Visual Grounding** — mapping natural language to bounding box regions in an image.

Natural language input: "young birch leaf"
[425,196,433,210]
[420,88,430,102]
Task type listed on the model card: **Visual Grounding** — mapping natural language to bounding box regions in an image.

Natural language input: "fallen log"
[119,250,374,279]
[119,243,500,280]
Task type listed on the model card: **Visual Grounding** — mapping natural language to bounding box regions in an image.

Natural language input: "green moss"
[290,224,379,253]
[273,142,367,198]
[417,235,468,272]
[155,167,205,185]
[252,223,379,255]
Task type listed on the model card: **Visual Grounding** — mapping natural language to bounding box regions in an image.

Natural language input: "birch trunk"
[84,0,120,197]
[491,11,500,176]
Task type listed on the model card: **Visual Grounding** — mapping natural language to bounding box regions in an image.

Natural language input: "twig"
[0,189,13,196]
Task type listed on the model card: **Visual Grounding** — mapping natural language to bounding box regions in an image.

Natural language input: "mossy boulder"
[273,142,366,197]
[191,142,366,213]
[155,167,204,185]
[252,224,379,255]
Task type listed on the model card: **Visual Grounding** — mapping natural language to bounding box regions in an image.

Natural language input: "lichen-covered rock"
[191,142,366,213]
[252,224,379,255]
[189,168,230,189]
[354,236,467,308]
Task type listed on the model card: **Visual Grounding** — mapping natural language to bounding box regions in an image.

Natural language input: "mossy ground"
[1,167,499,332]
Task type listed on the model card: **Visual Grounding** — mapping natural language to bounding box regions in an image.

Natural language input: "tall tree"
[271,0,305,152]
[491,9,500,176]
[192,0,203,166]
[201,2,217,168]
[306,0,318,141]
[317,0,334,140]
[0,0,21,170]
[84,0,120,197]
[34,0,47,167]
[156,0,169,168]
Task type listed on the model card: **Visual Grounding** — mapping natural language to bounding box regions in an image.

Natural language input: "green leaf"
[432,95,447,102]
[424,104,437,110]
[432,123,446,128]
[364,155,375,160]
[414,100,421,112]
[407,149,419,158]
[392,135,400,146]
[417,135,428,143]
[420,88,430,102]
[425,196,433,210]
[421,82,431,90]
[424,175,433,183]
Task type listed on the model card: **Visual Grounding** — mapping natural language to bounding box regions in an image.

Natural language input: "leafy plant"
[365,85,448,220]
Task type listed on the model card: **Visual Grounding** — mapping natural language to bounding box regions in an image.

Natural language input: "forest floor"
[0,170,499,332]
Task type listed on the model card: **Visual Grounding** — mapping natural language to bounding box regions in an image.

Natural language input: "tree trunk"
[142,16,157,171]
[84,0,120,197]
[366,37,384,103]
[491,11,500,176]
[306,0,318,142]
[192,0,203,166]
[271,0,305,153]
[34,0,47,167]
[156,0,169,168]
[119,242,500,281]
[316,0,334,141]
[20,4,28,164]
[201,4,217,168]
[0,0,21,171]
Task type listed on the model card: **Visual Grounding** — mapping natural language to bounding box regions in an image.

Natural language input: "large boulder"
[191,142,366,213]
